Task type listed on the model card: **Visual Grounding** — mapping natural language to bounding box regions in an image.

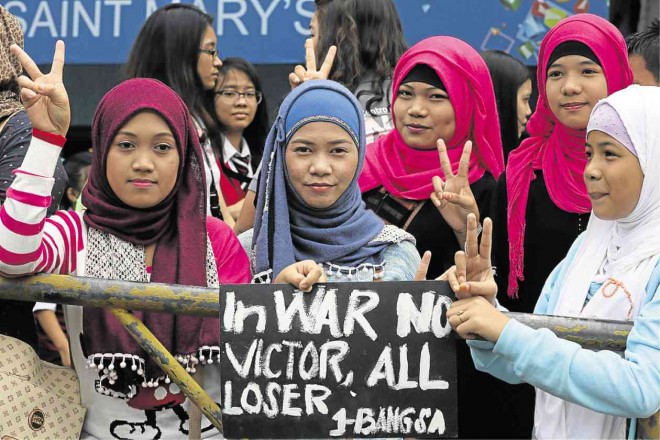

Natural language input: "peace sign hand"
[430,140,479,236]
[288,39,337,89]
[10,40,70,136]
[438,214,497,303]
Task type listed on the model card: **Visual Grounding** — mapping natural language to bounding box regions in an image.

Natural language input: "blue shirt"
[467,234,660,438]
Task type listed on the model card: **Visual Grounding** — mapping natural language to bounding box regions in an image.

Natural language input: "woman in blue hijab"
[247,80,420,286]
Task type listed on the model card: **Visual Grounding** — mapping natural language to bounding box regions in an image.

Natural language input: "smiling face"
[516,79,532,137]
[545,55,608,130]
[196,25,222,91]
[584,130,643,220]
[393,81,456,150]
[106,112,180,209]
[214,69,259,135]
[285,121,358,209]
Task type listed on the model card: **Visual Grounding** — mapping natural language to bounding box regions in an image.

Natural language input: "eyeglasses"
[199,48,218,58]
[215,90,263,104]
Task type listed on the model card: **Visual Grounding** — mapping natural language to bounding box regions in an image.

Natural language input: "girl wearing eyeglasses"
[210,58,269,221]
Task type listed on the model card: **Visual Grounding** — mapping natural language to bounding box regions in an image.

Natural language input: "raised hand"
[430,140,479,236]
[10,40,70,136]
[274,260,327,292]
[438,214,497,302]
[288,38,337,89]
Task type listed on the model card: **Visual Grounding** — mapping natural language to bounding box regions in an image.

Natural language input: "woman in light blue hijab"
[247,80,419,286]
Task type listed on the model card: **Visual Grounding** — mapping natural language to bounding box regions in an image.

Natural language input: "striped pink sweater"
[0,129,84,276]
[0,129,250,282]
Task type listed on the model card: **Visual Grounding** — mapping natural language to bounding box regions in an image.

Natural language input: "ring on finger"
[456,310,466,323]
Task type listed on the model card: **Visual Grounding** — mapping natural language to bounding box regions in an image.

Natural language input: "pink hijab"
[358,36,504,200]
[506,14,633,298]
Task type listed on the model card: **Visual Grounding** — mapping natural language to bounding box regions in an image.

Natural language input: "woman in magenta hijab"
[358,35,505,438]
[487,14,633,438]
[494,14,634,310]
[359,36,504,280]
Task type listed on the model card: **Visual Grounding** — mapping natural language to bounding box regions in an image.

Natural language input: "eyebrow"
[290,138,352,146]
[116,131,174,138]
[549,60,599,69]
[585,140,623,149]
[400,83,447,93]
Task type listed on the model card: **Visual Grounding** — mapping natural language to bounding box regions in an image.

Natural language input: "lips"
[129,179,156,188]
[561,102,587,111]
[405,123,430,134]
[588,192,608,200]
[305,182,335,193]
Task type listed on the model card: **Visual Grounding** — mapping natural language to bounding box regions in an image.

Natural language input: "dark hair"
[481,50,531,160]
[209,57,269,176]
[314,0,406,115]
[626,19,659,83]
[124,4,217,132]
[62,151,92,210]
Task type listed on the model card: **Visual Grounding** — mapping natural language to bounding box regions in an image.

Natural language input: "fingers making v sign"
[11,40,70,137]
[288,38,337,89]
[430,139,480,242]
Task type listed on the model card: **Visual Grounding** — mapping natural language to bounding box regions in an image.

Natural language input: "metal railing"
[0,273,648,437]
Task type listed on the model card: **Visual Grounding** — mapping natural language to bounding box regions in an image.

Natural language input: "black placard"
[219,281,457,438]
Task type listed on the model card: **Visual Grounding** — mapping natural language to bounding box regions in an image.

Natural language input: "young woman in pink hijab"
[494,14,634,312]
[359,36,505,280]
[357,35,505,438]
[487,13,634,438]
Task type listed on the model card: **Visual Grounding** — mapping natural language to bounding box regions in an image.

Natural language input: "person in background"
[125,3,235,226]
[626,19,659,86]
[306,0,406,143]
[482,50,533,163]
[60,150,92,210]
[210,58,268,221]
[0,6,67,350]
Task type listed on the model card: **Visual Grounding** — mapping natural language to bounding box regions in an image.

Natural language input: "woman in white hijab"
[441,85,660,440]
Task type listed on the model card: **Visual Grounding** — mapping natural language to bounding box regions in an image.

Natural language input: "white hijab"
[535,86,660,440]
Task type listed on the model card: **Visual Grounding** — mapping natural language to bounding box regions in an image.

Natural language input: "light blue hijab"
[252,80,388,277]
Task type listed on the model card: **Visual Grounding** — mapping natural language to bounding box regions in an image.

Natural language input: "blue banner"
[5,0,607,65]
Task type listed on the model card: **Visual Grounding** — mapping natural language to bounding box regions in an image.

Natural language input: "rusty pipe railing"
[1,274,644,436]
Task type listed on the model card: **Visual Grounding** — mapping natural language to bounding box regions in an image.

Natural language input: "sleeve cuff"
[20,129,66,177]
[32,129,66,148]
[33,302,57,313]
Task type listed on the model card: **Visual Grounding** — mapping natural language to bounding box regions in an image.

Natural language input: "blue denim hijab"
[253,80,388,277]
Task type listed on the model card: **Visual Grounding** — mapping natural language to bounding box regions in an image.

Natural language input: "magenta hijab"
[358,36,504,200]
[81,78,214,394]
[506,14,633,298]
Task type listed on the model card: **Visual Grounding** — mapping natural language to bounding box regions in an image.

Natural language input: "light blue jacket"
[468,234,660,439]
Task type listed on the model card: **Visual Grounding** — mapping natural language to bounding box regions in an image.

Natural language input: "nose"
[562,72,582,96]
[584,159,602,182]
[309,154,332,176]
[408,96,429,118]
[132,149,155,173]
[525,102,532,118]
[235,93,248,106]
[214,55,223,68]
